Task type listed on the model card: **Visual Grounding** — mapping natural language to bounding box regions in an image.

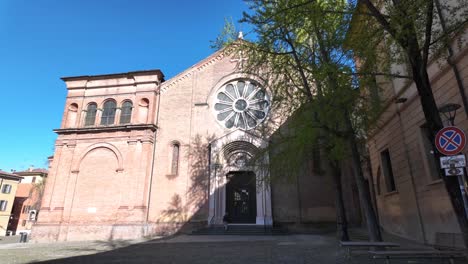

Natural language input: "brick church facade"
[33,46,360,242]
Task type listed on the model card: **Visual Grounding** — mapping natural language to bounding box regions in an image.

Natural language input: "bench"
[369,250,466,264]
[339,241,400,261]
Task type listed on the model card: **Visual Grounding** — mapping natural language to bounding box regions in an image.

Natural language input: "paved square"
[0,234,466,264]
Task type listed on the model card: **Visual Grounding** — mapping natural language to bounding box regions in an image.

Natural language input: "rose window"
[214,80,269,130]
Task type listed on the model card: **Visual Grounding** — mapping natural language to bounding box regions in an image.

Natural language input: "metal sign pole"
[457,170,468,219]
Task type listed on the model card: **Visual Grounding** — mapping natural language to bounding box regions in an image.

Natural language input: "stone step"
[191,225,289,236]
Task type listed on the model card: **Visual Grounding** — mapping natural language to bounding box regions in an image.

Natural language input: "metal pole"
[458,171,468,219]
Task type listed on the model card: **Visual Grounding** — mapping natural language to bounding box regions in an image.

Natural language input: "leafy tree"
[235,0,382,241]
[210,17,239,50]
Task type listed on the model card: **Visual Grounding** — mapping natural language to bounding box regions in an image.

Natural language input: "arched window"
[84,103,97,126]
[120,101,133,124]
[171,143,180,175]
[101,100,116,125]
[67,103,78,127]
[138,98,149,123]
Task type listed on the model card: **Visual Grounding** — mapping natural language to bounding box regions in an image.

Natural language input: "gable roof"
[161,42,241,93]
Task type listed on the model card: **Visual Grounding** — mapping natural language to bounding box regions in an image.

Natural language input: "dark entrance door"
[226,171,256,223]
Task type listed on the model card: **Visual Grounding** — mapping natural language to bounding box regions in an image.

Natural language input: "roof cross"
[230,50,248,70]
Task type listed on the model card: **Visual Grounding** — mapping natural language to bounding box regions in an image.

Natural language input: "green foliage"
[232,0,467,181]
[351,0,468,79]
[210,17,238,51]
[268,103,321,181]
[237,0,376,170]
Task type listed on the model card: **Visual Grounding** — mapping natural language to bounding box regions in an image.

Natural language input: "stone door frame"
[208,129,273,226]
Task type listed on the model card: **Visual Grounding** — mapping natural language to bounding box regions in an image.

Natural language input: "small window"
[171,143,180,175]
[85,103,97,126]
[101,100,117,125]
[32,177,36,183]
[0,200,7,211]
[22,220,27,226]
[1,184,11,194]
[380,149,396,192]
[120,101,133,124]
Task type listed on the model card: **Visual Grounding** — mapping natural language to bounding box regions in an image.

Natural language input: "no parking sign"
[435,126,466,156]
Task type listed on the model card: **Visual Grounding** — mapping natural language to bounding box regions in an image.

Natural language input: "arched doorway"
[208,130,272,226]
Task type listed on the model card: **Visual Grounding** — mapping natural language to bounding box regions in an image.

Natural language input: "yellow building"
[0,170,22,236]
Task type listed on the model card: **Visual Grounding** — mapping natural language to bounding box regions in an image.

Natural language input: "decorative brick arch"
[72,143,124,173]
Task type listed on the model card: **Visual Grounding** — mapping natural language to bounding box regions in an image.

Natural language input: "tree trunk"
[331,161,350,241]
[344,113,382,241]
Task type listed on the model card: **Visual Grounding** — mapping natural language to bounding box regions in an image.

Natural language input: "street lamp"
[439,103,461,126]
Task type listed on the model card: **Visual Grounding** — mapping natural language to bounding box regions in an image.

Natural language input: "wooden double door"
[225,171,257,223]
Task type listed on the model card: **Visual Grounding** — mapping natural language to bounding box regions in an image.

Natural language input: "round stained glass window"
[214,80,270,130]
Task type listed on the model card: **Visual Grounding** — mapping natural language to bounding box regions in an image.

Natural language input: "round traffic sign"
[435,126,466,156]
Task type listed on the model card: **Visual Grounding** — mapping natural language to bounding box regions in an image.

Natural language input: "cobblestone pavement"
[0,233,466,264]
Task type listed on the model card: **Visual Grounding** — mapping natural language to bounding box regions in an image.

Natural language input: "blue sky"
[0,0,250,171]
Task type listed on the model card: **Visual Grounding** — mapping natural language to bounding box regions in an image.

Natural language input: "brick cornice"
[161,45,235,93]
[54,124,157,135]
[61,69,164,82]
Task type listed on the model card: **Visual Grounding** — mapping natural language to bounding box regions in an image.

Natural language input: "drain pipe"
[145,85,162,235]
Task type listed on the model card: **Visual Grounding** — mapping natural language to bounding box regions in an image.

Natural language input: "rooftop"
[14,167,48,176]
[60,69,165,82]
[0,170,23,181]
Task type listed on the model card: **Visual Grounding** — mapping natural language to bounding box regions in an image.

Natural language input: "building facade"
[9,168,48,235]
[32,45,360,242]
[0,170,22,236]
[361,24,468,250]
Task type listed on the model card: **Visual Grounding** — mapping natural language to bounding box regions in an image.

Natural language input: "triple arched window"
[83,100,133,126]
[101,100,117,125]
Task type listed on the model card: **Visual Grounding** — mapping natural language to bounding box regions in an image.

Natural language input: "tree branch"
[427,17,468,48]
[422,0,434,67]
[350,71,413,79]
[242,0,315,25]
[360,0,399,41]
[283,30,315,102]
